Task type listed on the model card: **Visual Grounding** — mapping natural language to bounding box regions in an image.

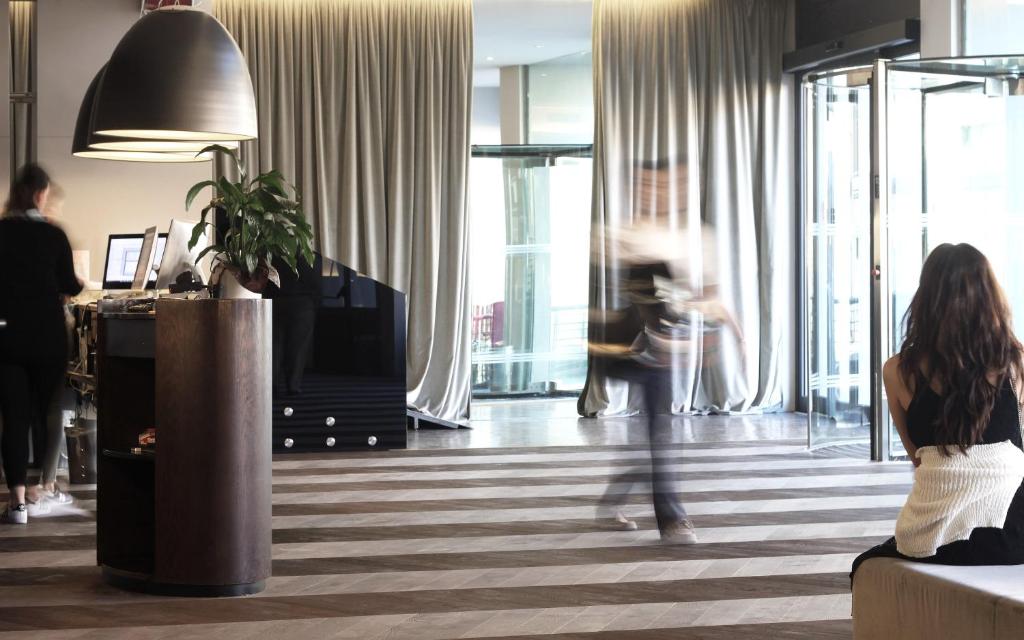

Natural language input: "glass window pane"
[470,152,592,397]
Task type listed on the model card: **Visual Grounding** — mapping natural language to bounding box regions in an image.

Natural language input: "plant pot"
[219,269,264,300]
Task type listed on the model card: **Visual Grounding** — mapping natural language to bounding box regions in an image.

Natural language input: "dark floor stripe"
[269,484,911,515]
[479,620,854,640]
[62,479,909,512]
[0,573,849,631]
[269,536,882,576]
[269,465,907,493]
[0,537,881,587]
[0,508,901,553]
[272,439,807,461]
[269,508,898,544]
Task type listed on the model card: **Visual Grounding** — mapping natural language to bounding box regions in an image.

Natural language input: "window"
[469,145,592,396]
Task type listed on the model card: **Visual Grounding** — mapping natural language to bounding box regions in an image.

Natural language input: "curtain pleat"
[215,0,474,422]
[580,0,794,417]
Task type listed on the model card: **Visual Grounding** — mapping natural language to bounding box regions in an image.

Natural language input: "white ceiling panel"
[473,0,592,84]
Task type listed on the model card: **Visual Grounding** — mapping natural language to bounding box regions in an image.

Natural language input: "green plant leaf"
[195,244,226,263]
[196,144,243,176]
[217,175,245,204]
[253,170,288,196]
[187,220,208,251]
[266,263,281,288]
[185,180,219,211]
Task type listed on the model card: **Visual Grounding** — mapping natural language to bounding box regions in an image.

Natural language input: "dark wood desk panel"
[154,298,272,590]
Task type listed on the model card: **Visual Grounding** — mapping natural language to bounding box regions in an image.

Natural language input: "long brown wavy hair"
[899,243,1023,454]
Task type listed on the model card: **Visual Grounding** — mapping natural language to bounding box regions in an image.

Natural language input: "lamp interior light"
[73,149,212,163]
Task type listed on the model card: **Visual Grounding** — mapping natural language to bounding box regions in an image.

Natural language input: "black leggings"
[0,359,64,489]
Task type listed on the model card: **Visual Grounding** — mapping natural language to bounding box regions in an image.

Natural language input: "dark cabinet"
[268,255,407,452]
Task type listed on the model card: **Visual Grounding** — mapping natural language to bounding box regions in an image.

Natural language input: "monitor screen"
[103,233,167,290]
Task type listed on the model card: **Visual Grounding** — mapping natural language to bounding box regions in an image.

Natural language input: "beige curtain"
[580,0,794,416]
[215,0,473,422]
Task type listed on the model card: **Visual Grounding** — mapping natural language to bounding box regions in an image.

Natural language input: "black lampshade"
[90,8,257,142]
[73,67,212,162]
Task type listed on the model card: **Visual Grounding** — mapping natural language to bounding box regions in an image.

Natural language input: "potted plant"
[185,144,315,299]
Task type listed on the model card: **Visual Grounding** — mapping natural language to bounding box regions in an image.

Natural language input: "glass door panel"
[884,57,1024,458]
[806,71,873,448]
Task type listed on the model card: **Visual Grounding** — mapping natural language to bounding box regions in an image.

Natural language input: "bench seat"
[853,558,1024,639]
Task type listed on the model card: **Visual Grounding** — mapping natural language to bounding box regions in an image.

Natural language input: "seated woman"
[852,243,1024,578]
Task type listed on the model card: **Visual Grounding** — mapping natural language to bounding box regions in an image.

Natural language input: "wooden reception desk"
[96,298,271,597]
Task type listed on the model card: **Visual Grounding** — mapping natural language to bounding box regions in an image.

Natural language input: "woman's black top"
[0,217,82,362]
[907,379,1024,450]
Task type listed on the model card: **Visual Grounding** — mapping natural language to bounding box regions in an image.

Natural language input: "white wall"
[471,86,501,145]
[36,0,214,282]
[527,56,593,144]
[920,0,962,57]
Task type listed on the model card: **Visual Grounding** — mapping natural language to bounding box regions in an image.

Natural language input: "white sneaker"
[1,504,27,525]
[40,489,74,506]
[27,501,51,516]
[613,512,639,531]
[661,519,698,544]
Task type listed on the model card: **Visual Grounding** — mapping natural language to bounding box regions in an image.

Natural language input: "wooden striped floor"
[0,433,908,639]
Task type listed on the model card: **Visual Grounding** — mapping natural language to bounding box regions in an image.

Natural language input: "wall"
[0,0,10,199]
[920,0,961,57]
[36,0,213,283]
[470,86,500,145]
[527,53,593,145]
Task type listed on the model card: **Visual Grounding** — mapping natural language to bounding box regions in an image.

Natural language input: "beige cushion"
[853,558,1024,640]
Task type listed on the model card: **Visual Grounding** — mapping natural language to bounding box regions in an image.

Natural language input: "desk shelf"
[96,300,271,597]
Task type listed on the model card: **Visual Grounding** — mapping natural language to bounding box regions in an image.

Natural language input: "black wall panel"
[796,0,920,49]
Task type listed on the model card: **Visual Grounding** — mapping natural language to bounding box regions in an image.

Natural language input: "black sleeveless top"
[906,379,1024,451]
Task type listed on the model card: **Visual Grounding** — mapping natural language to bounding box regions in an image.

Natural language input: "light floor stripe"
[0,594,852,639]
[269,457,901,485]
[0,520,893,569]
[270,520,894,560]
[0,553,858,608]
[0,495,909,539]
[272,472,913,504]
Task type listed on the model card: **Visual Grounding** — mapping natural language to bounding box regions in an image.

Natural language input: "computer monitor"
[155,219,209,289]
[102,233,167,290]
[132,227,159,290]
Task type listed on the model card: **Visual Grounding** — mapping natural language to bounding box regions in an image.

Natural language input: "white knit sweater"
[895,440,1024,558]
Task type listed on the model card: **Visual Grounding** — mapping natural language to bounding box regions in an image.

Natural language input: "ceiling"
[473,0,592,86]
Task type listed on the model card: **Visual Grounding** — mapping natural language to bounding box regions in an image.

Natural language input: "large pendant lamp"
[73,68,212,162]
[72,67,212,162]
[89,7,256,143]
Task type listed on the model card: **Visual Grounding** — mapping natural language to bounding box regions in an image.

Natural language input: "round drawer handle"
[368,436,378,446]
[326,437,336,447]
[325,416,336,427]
[283,438,294,448]
[283,407,294,417]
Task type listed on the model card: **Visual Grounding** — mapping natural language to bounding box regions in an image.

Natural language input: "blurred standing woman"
[852,243,1024,577]
[0,164,81,524]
